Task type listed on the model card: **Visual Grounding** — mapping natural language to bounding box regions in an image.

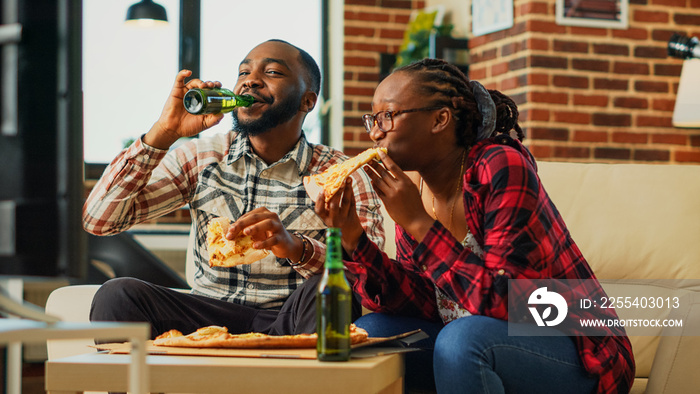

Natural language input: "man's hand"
[143,69,226,150]
[226,207,304,262]
[314,178,364,254]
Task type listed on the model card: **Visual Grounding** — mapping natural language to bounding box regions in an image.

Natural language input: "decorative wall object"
[472,0,514,37]
[555,0,629,29]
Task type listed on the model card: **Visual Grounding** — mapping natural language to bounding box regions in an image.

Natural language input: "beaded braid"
[395,59,524,148]
[488,89,525,141]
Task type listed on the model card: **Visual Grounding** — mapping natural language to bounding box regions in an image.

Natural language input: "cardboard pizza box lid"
[93,329,426,360]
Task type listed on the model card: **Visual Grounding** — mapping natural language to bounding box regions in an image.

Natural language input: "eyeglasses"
[362,106,444,134]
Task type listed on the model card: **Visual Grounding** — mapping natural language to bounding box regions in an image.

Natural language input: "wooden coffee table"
[45,351,404,394]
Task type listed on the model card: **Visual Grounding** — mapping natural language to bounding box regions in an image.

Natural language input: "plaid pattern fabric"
[346,136,634,394]
[84,131,384,310]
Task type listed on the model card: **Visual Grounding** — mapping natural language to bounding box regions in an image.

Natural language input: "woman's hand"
[144,69,226,150]
[365,150,434,242]
[314,178,364,254]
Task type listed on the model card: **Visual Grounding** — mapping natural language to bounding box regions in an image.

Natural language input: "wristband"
[290,232,309,267]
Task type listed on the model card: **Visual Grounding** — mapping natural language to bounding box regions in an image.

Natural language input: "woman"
[315,59,634,393]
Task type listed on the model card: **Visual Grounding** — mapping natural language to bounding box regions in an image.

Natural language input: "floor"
[0,359,45,394]
[21,362,45,394]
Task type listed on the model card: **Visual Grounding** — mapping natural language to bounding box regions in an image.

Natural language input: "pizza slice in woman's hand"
[303,147,387,202]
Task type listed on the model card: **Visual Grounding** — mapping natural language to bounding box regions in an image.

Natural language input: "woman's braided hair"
[394,58,524,148]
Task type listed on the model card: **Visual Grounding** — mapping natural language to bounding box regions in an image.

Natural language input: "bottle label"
[183,88,253,114]
[221,98,235,108]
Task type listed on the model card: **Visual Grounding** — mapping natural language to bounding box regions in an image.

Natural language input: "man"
[84,39,383,337]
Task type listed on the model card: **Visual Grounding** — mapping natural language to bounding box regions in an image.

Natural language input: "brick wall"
[342,0,700,163]
[88,1,700,227]
[343,0,427,155]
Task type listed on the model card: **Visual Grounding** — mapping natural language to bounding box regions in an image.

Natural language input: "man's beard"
[232,91,303,137]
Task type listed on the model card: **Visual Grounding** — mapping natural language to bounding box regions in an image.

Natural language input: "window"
[83,0,179,163]
[83,0,322,164]
[199,0,322,142]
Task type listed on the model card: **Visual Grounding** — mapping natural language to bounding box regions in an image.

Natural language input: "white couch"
[47,161,700,394]
[535,161,700,394]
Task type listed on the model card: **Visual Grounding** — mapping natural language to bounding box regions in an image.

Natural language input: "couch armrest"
[44,285,101,360]
[646,291,700,394]
[45,283,191,360]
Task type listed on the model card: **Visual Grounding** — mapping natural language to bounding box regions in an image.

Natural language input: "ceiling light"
[125,0,168,26]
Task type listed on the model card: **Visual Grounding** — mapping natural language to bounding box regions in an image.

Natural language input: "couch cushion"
[645,291,700,393]
[600,280,696,378]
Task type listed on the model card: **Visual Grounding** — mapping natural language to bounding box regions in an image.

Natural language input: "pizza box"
[94,329,426,360]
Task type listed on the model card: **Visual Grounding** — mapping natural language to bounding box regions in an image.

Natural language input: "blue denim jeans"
[355,314,598,394]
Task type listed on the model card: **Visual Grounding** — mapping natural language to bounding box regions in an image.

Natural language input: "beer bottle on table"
[316,227,352,361]
[183,88,255,114]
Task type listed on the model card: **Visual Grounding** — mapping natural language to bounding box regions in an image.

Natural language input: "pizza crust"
[304,147,387,202]
[153,324,369,349]
[207,217,269,267]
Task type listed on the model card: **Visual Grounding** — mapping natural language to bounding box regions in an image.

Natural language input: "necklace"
[422,151,466,233]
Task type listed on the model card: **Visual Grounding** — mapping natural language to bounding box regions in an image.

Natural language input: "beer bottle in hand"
[183,88,255,114]
[316,227,352,361]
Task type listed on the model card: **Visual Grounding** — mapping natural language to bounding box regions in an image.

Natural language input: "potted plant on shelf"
[393,6,453,69]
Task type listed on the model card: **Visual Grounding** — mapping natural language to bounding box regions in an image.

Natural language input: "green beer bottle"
[316,228,352,361]
[183,88,255,115]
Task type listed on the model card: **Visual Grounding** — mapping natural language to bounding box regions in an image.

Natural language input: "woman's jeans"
[354,314,598,394]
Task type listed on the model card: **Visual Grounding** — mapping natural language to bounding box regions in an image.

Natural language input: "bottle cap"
[183,89,205,113]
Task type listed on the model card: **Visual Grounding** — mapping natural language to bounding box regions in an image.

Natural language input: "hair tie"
[469,81,496,141]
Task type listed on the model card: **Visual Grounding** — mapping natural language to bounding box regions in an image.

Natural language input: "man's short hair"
[267,39,321,96]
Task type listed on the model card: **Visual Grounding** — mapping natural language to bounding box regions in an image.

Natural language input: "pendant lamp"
[125,0,168,26]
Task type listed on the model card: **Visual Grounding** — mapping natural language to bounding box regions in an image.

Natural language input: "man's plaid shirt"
[83,131,384,310]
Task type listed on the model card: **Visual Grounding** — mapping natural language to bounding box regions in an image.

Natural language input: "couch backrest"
[380,205,397,259]
[536,161,700,283]
[186,227,197,288]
